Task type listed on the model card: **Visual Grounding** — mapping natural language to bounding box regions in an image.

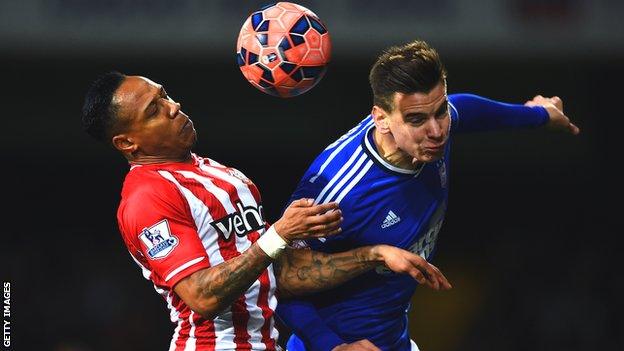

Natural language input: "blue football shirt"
[278,94,549,351]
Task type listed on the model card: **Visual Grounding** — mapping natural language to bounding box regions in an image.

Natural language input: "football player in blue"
[276,40,579,351]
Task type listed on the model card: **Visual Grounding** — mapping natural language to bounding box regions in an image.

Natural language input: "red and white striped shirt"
[117,154,279,350]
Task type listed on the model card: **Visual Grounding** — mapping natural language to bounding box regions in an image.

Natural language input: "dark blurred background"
[2,0,622,350]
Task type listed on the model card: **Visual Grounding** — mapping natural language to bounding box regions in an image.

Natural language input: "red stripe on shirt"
[192,312,216,350]
[173,308,192,350]
[171,173,252,350]
[204,167,275,351]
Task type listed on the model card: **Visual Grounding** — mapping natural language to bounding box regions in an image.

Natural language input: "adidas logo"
[381,211,401,228]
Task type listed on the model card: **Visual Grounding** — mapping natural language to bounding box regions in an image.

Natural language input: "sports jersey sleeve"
[276,299,345,351]
[449,93,549,133]
[118,174,210,289]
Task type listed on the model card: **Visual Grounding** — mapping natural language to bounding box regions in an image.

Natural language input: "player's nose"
[427,119,443,138]
[167,100,181,118]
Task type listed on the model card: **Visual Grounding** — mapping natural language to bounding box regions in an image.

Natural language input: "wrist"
[272,220,291,244]
[257,225,287,259]
[361,245,386,264]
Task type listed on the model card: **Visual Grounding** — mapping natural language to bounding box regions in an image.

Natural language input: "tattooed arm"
[173,199,342,319]
[174,244,273,319]
[274,246,379,298]
[274,245,452,298]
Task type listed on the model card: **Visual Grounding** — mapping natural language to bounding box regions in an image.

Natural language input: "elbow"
[174,271,229,320]
[188,296,223,320]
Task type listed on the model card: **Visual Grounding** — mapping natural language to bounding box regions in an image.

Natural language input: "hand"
[524,95,580,135]
[373,245,452,291]
[273,199,343,243]
[332,339,381,351]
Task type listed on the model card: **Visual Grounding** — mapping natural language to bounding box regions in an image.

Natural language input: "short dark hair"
[369,40,447,112]
[82,71,126,143]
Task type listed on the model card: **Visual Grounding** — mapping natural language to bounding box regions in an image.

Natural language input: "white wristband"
[257,225,287,259]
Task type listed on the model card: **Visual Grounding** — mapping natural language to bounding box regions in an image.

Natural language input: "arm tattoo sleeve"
[274,247,380,298]
[189,243,272,314]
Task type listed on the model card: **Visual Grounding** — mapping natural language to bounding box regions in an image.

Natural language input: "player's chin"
[419,150,445,163]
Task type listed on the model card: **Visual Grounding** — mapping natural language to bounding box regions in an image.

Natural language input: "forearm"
[275,246,380,298]
[175,243,273,319]
[451,93,549,133]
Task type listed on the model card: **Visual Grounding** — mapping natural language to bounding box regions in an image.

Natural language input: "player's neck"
[129,153,194,165]
[373,129,420,170]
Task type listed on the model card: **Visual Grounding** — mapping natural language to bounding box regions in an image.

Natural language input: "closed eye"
[147,101,158,117]
[435,102,449,118]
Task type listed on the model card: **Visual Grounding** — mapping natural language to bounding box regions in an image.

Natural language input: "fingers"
[568,122,580,135]
[428,263,453,290]
[306,202,339,215]
[287,200,339,217]
[306,208,342,226]
[289,198,314,208]
[289,199,339,214]
[550,96,563,110]
[280,200,343,240]
[407,255,452,291]
[390,256,431,287]
[305,217,343,237]
[405,265,428,286]
[414,259,439,290]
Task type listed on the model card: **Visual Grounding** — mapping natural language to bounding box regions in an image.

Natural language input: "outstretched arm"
[450,93,579,135]
[274,245,451,298]
[524,95,579,134]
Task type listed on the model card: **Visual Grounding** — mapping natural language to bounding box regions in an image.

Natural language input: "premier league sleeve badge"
[139,219,179,259]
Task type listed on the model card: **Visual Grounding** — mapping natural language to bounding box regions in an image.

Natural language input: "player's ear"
[112,134,138,154]
[372,106,391,134]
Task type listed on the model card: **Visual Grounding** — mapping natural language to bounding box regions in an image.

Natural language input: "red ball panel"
[236,2,331,98]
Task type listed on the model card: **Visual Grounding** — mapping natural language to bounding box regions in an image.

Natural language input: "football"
[236,2,332,98]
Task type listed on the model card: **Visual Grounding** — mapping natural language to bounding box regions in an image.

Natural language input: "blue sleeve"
[449,93,549,133]
[276,299,345,351]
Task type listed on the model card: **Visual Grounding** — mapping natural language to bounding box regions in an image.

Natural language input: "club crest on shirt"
[139,219,178,259]
[438,161,447,188]
[228,168,252,185]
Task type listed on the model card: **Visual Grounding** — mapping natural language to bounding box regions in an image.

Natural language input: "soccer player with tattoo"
[81,72,450,351]
[277,40,579,351]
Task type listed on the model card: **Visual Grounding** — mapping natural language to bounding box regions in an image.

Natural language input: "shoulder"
[119,166,189,222]
[305,117,374,183]
[122,166,181,201]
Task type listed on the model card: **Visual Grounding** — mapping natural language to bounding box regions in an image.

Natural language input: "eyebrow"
[404,99,448,119]
[141,85,165,115]
[435,100,448,115]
